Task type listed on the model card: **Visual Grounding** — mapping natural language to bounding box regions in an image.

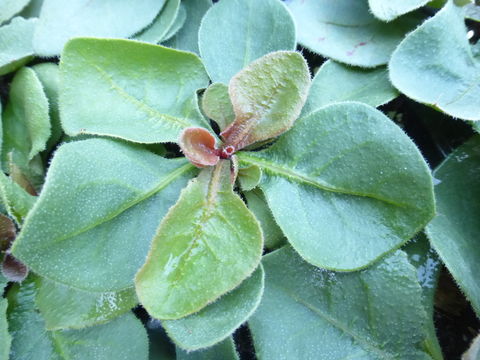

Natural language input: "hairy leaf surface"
[368,0,430,21]
[176,337,239,360]
[0,0,30,24]
[135,0,181,44]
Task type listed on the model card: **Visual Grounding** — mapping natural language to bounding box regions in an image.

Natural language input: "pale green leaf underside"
[0,0,30,24]
[249,247,431,360]
[238,102,434,271]
[390,2,480,121]
[426,135,480,317]
[286,0,420,67]
[198,0,296,83]
[176,337,239,360]
[368,0,430,21]
[302,60,398,117]
[163,265,264,351]
[134,0,181,44]
[59,38,210,144]
[36,277,138,330]
[8,280,148,360]
[163,0,212,54]
[12,139,195,291]
[0,298,11,360]
[33,0,166,56]
[136,161,263,319]
[0,17,36,76]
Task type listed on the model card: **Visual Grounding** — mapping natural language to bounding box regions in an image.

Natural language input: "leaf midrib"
[238,152,410,209]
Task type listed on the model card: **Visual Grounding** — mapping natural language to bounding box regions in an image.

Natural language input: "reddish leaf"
[179,127,220,168]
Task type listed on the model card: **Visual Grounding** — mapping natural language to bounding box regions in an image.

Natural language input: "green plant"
[1,0,479,359]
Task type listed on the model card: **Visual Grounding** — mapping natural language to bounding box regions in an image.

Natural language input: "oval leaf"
[222,51,310,150]
[390,2,480,121]
[249,247,431,359]
[179,127,220,168]
[135,0,181,44]
[368,0,430,21]
[33,0,166,56]
[426,135,480,317]
[136,160,263,319]
[2,253,28,282]
[202,83,235,131]
[163,265,264,351]
[238,102,434,270]
[60,38,211,144]
[198,0,296,83]
[286,0,421,67]
[0,0,30,25]
[12,139,195,291]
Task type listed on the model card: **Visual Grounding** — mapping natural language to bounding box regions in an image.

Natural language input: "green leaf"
[36,277,138,330]
[136,160,263,319]
[163,0,211,54]
[465,3,480,21]
[244,189,285,250]
[11,138,195,291]
[426,135,480,317]
[135,0,181,44]
[0,172,36,224]
[238,164,262,191]
[32,63,63,153]
[222,51,310,150]
[404,235,443,360]
[285,0,420,67]
[163,265,264,351]
[202,83,235,131]
[238,102,434,271]
[0,0,31,25]
[368,0,430,21]
[302,60,398,117]
[0,17,36,76]
[176,337,239,360]
[60,38,210,144]
[2,67,50,168]
[249,247,431,359]
[390,2,480,121]
[19,0,43,18]
[0,298,11,360]
[7,279,149,360]
[33,0,166,56]
[161,3,186,42]
[198,0,295,83]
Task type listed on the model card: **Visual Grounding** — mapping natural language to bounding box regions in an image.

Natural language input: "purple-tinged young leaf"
[0,214,16,251]
[179,127,220,168]
[221,51,310,151]
[2,252,28,282]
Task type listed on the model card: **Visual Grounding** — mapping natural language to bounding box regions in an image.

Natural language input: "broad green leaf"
[163,0,211,54]
[32,63,62,153]
[404,235,443,360]
[198,0,295,83]
[135,0,181,44]
[463,334,480,360]
[390,2,480,121]
[0,0,30,24]
[368,0,430,21]
[286,0,420,67]
[249,247,431,359]
[36,277,137,330]
[0,298,10,360]
[161,3,186,42]
[60,38,210,144]
[222,51,310,150]
[136,160,263,319]
[302,60,398,117]
[7,279,148,360]
[163,265,264,351]
[238,102,434,271]
[0,172,36,224]
[245,190,284,250]
[33,0,166,56]
[0,17,36,76]
[12,138,195,291]
[426,135,480,317]
[176,337,239,360]
[2,67,50,169]
[202,83,235,131]
[238,164,262,191]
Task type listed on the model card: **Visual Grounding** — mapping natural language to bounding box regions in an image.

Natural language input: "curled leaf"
[221,51,310,151]
[179,128,220,168]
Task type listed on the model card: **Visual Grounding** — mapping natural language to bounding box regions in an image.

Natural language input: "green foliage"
[1,0,479,357]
